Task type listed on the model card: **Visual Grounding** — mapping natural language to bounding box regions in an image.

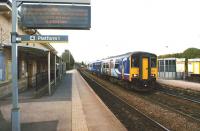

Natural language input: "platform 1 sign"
[21,4,91,30]
[20,35,68,43]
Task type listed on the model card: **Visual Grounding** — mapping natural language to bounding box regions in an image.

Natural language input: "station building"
[0,1,65,97]
[158,58,186,80]
[188,58,200,76]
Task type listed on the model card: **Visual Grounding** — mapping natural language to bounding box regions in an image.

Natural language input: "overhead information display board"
[21,4,91,29]
[17,0,91,4]
[20,35,68,43]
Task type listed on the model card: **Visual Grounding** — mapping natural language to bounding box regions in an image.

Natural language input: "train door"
[122,60,125,80]
[142,58,148,80]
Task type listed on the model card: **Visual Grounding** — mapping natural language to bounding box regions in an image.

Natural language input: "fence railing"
[36,72,48,91]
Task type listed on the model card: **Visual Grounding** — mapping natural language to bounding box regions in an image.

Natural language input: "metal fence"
[35,71,59,91]
[35,72,48,91]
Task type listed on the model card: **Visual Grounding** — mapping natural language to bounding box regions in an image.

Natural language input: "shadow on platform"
[0,73,72,131]
[21,120,58,131]
[0,73,72,106]
[0,111,11,131]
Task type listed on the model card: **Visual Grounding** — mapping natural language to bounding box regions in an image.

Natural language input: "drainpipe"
[54,54,56,86]
[48,51,51,95]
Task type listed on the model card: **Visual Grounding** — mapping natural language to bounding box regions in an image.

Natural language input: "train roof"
[90,51,157,64]
[103,51,157,60]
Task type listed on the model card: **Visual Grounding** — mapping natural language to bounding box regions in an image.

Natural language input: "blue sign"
[21,4,91,30]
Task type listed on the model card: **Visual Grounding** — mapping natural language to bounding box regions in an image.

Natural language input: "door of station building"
[142,58,148,80]
[194,63,199,74]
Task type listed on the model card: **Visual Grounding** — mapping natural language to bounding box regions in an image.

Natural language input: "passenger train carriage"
[88,52,158,90]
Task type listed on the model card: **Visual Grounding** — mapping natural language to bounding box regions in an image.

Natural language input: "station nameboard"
[20,35,68,43]
[21,4,91,29]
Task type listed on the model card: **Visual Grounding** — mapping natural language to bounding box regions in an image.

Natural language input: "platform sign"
[20,35,68,43]
[21,4,91,29]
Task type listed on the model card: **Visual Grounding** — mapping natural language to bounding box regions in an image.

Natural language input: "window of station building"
[165,60,169,72]
[151,57,157,67]
[131,56,139,67]
[159,60,164,72]
[169,60,176,72]
[0,53,5,81]
[160,60,164,65]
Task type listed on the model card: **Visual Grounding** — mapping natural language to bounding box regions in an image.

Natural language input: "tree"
[182,48,200,59]
[61,50,75,70]
[158,48,200,59]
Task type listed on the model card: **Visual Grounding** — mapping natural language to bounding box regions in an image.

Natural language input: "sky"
[39,0,200,63]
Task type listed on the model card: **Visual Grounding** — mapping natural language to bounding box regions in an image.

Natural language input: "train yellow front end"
[129,52,157,89]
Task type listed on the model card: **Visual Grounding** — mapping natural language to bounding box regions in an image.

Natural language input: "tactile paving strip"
[72,74,89,131]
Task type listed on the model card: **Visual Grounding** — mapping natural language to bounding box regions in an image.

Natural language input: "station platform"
[0,70,126,131]
[157,79,200,92]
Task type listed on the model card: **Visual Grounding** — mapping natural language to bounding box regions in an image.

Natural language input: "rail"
[156,85,200,104]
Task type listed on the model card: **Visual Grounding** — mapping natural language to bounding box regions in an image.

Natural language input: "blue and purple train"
[88,51,158,90]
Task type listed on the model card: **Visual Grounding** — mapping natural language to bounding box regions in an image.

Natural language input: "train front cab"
[130,53,157,88]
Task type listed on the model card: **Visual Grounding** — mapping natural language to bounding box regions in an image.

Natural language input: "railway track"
[103,76,200,122]
[80,70,170,131]
[156,85,200,104]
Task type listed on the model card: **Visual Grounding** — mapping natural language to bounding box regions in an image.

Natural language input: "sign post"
[11,0,20,131]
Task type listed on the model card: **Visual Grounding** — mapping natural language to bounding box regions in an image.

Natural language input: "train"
[87,51,158,90]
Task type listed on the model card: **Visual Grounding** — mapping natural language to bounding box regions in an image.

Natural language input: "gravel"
[85,71,200,131]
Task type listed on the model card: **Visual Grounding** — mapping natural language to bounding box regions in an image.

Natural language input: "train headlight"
[132,74,138,78]
[151,74,155,77]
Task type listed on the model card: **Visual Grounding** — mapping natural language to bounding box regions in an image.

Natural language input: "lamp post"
[68,51,70,69]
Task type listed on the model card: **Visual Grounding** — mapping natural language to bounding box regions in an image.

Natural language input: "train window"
[115,63,119,68]
[132,56,139,67]
[110,60,114,68]
[103,63,106,68]
[105,63,109,68]
[151,57,157,67]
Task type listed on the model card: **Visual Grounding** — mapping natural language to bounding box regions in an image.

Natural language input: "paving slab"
[157,79,200,91]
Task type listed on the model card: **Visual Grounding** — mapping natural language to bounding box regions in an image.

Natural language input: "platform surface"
[157,79,200,91]
[0,70,126,131]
